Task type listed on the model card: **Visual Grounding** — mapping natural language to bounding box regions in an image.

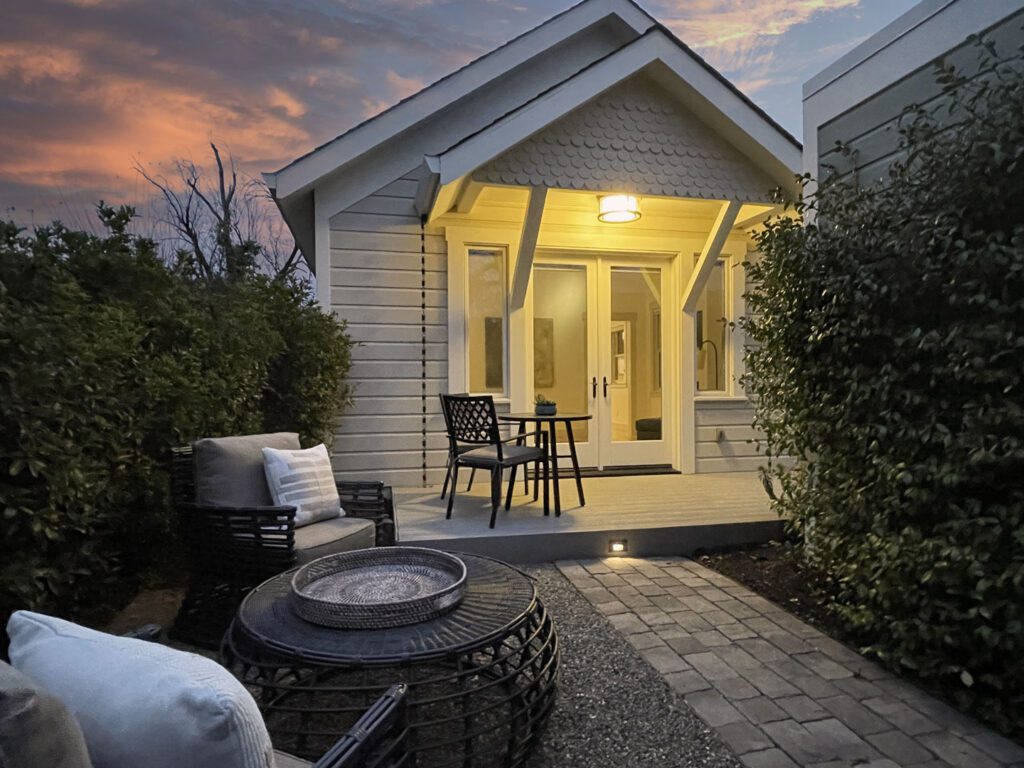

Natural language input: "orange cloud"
[655,0,861,89]
[0,70,311,201]
[0,43,82,83]
[362,70,427,117]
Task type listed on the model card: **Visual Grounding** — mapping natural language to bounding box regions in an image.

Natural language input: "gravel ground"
[525,564,743,768]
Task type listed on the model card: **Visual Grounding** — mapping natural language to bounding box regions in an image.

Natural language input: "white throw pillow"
[262,443,343,527]
[7,611,275,768]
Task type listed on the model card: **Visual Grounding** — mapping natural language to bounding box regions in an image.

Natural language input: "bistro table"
[221,553,559,768]
[498,412,593,513]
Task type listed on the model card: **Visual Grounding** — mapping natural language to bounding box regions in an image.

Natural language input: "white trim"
[313,190,332,310]
[445,225,522,397]
[428,30,800,192]
[272,0,654,199]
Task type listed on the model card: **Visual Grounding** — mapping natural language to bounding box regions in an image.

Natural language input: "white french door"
[531,254,673,469]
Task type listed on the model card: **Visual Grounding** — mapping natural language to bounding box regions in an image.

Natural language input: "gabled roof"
[266,0,656,200]
[266,0,803,266]
[424,27,801,198]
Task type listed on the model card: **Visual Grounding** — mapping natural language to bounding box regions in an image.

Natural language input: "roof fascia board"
[428,31,801,188]
[274,0,654,200]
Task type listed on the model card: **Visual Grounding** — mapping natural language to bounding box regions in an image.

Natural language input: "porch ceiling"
[435,184,774,232]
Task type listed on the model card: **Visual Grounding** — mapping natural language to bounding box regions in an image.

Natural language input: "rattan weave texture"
[290,548,467,629]
[223,554,559,767]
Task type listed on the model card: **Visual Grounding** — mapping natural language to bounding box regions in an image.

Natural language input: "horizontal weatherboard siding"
[329,165,449,488]
[818,10,1024,186]
[694,400,765,473]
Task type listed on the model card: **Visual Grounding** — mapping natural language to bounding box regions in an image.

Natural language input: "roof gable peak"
[268,0,656,199]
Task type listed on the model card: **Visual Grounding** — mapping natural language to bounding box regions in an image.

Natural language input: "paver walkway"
[556,556,1024,768]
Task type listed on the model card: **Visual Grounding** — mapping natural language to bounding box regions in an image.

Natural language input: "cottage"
[266,0,801,489]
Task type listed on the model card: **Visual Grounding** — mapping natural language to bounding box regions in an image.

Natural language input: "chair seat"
[460,444,543,467]
[294,516,376,565]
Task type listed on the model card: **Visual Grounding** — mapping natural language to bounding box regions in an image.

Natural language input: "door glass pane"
[695,260,727,392]
[533,264,588,443]
[610,267,662,443]
[467,248,506,393]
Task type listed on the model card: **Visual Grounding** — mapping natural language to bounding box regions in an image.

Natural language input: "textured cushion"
[7,611,275,768]
[194,432,300,507]
[293,516,376,565]
[273,751,311,768]
[460,444,543,466]
[262,444,342,528]
[0,660,92,768]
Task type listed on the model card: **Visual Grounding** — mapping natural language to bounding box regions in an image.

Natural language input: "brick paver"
[558,557,1024,768]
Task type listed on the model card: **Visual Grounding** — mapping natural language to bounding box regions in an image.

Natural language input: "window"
[694,257,729,393]
[466,247,507,394]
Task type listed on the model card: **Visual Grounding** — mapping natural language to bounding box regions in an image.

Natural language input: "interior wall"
[533,265,590,441]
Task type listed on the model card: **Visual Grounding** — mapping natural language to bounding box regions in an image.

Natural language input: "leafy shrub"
[743,49,1024,735]
[0,206,353,642]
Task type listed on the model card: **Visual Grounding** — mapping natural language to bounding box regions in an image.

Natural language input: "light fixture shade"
[598,194,641,223]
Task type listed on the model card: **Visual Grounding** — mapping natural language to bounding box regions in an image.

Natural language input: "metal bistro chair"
[439,394,549,528]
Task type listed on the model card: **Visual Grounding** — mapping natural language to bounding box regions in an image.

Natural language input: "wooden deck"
[394,472,782,562]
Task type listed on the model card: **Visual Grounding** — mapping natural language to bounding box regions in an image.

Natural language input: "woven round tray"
[290,547,467,629]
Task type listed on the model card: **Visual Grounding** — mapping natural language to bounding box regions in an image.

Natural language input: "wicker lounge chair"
[169,433,396,648]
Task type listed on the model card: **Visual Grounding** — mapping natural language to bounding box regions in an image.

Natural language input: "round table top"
[499,412,593,422]
[233,553,536,665]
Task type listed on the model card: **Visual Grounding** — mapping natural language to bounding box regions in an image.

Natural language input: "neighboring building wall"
[328,165,449,487]
[694,400,763,473]
[817,9,1024,185]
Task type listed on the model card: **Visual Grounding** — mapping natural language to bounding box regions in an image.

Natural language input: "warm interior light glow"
[609,539,628,554]
[598,194,641,223]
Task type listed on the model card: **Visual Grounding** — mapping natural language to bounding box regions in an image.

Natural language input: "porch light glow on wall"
[598,194,641,223]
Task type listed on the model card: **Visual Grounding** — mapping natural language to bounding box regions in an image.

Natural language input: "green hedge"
[0,206,353,635]
[743,53,1024,735]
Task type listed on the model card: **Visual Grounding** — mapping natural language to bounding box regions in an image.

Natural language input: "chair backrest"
[313,683,413,768]
[439,395,501,448]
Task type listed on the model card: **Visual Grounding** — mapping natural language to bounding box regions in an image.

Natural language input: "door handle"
[603,376,609,398]
[592,377,597,398]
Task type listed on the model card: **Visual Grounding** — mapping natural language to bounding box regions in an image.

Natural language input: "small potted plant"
[534,394,557,416]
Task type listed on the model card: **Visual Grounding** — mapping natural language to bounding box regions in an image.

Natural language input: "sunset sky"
[1,0,918,228]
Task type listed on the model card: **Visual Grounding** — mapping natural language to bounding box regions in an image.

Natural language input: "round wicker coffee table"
[222,553,559,767]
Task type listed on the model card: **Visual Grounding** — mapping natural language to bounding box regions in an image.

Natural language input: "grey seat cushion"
[0,661,92,768]
[273,750,311,768]
[294,516,376,565]
[194,433,301,507]
[460,444,543,466]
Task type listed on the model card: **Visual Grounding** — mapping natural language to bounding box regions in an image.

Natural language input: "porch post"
[508,186,547,413]
[682,200,741,311]
[681,200,741,473]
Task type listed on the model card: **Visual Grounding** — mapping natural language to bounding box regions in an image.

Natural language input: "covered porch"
[395,471,781,562]
[418,64,797,477]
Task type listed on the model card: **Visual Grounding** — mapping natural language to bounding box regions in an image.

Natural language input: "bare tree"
[137,143,305,282]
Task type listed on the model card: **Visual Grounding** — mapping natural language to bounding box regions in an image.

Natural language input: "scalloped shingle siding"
[472,76,777,202]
